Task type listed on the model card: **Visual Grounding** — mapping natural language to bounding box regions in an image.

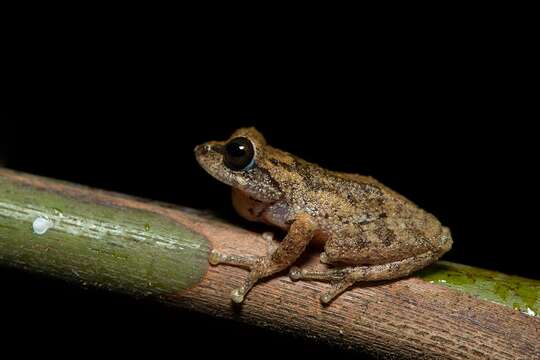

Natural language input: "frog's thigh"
[322,232,369,264]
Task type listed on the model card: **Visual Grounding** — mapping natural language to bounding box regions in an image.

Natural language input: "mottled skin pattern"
[195,127,452,304]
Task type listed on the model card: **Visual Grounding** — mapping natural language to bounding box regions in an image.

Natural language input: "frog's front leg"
[208,232,279,268]
[209,213,317,303]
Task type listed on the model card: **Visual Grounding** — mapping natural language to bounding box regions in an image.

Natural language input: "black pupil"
[228,142,247,157]
[224,137,254,171]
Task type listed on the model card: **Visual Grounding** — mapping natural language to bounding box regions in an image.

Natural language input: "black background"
[1,19,537,358]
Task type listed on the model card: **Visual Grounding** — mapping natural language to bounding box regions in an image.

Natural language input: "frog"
[194,127,452,304]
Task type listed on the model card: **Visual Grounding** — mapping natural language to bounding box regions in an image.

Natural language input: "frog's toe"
[230,288,245,303]
[289,266,303,281]
[320,292,334,305]
[208,249,223,265]
[320,252,331,264]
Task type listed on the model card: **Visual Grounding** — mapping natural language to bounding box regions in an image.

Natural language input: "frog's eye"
[223,137,255,171]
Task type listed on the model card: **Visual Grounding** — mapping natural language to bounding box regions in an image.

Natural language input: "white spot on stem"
[33,216,53,235]
[526,307,537,316]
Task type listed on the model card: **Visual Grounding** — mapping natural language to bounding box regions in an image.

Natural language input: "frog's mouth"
[195,141,232,179]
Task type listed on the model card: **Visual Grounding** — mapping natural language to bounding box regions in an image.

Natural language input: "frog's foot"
[208,233,283,303]
[208,249,281,304]
[290,250,441,304]
[288,266,356,304]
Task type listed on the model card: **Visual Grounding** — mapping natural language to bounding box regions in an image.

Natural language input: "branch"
[0,168,538,359]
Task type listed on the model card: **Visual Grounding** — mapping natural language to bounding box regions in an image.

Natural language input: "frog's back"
[292,162,452,264]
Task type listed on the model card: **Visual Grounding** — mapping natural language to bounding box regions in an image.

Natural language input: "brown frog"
[194,127,452,304]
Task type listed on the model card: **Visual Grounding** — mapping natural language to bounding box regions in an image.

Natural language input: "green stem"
[0,174,209,299]
[418,261,539,317]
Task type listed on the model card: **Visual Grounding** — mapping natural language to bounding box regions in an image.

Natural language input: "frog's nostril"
[195,144,211,156]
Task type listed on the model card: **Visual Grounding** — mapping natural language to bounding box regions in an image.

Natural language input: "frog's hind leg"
[290,250,440,304]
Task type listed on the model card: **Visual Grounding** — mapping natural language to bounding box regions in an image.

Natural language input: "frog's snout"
[195,142,224,158]
[194,143,211,157]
